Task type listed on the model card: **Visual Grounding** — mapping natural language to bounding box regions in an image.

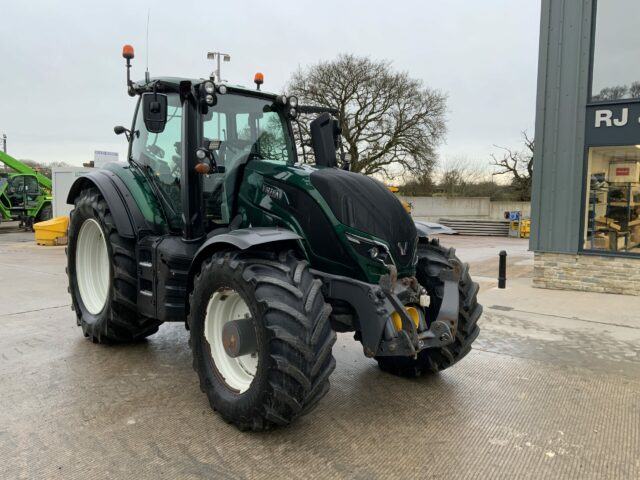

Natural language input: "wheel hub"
[222,318,257,358]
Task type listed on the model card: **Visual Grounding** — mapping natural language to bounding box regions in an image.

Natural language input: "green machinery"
[0,151,53,229]
[65,46,482,431]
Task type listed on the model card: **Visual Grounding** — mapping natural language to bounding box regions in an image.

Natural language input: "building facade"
[531,0,640,295]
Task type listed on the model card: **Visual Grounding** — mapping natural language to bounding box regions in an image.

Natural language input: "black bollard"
[498,250,507,289]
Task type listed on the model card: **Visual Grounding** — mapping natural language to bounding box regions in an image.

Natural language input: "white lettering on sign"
[595,110,612,127]
[613,108,628,126]
[595,108,630,128]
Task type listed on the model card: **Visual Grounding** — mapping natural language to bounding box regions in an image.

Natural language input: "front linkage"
[315,261,460,358]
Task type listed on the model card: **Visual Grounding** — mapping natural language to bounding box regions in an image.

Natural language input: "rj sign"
[586,103,640,145]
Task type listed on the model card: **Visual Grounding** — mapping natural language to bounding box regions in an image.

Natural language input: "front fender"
[201,227,302,251]
[187,227,303,309]
[414,220,456,237]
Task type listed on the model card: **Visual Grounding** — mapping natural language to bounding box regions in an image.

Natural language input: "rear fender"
[66,169,153,239]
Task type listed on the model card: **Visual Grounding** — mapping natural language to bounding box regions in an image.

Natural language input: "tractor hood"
[239,161,418,282]
[309,168,417,268]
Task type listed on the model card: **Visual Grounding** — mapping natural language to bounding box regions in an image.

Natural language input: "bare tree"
[594,85,629,101]
[287,54,447,177]
[491,132,534,200]
[16,159,70,179]
[436,156,491,196]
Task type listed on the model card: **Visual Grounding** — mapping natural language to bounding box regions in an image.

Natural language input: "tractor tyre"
[67,187,160,343]
[376,239,482,377]
[188,249,336,431]
[36,202,53,223]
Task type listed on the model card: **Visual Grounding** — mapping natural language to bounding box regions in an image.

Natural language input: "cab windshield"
[203,93,295,165]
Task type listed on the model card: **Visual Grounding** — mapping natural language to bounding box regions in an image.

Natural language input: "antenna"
[145,9,150,83]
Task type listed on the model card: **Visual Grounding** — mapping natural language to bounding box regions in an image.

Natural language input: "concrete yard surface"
[1,223,639,479]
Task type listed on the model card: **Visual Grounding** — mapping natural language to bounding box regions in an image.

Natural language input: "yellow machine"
[509,218,531,238]
[387,186,412,214]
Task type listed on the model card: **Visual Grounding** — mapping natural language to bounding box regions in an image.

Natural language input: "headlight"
[203,81,215,94]
[346,233,393,265]
[276,95,287,105]
[288,107,297,119]
[218,85,227,94]
[288,96,298,108]
[205,94,215,105]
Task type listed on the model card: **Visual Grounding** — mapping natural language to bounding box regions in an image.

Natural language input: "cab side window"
[203,112,229,225]
[24,176,40,201]
[131,93,183,228]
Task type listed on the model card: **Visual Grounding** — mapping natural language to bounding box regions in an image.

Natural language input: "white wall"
[52,167,94,217]
[400,196,531,221]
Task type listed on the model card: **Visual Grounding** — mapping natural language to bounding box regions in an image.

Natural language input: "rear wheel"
[376,239,482,376]
[67,188,160,343]
[188,249,336,431]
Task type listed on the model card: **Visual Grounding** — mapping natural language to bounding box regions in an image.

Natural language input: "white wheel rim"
[205,289,258,393]
[76,218,110,315]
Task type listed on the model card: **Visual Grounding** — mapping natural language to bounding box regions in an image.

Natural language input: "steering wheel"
[247,151,265,161]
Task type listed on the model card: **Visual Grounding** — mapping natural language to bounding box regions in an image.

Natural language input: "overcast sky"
[0,0,541,168]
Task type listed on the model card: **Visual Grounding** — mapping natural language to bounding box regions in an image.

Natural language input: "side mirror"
[114,125,131,141]
[142,93,168,133]
[310,113,341,168]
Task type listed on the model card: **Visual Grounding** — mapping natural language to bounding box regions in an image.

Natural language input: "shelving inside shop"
[587,160,640,253]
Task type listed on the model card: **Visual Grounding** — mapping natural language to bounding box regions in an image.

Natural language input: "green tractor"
[0,151,53,229]
[66,45,481,431]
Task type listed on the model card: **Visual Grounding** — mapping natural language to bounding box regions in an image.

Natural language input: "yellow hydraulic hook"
[391,306,421,331]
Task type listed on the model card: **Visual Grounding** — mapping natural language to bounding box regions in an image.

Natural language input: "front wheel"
[188,249,336,431]
[36,202,53,223]
[375,239,482,376]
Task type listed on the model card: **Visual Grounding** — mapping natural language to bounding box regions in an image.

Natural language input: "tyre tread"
[188,249,336,431]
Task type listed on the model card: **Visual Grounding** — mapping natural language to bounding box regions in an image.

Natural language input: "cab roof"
[132,76,278,98]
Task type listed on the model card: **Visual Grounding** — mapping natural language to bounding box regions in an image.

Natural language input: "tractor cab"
[125,81,297,234]
[5,174,42,207]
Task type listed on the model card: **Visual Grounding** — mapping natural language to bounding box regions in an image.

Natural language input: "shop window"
[590,0,640,102]
[584,146,640,253]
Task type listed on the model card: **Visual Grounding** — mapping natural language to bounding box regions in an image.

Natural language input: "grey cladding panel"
[530,0,593,253]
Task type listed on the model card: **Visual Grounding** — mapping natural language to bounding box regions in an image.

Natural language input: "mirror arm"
[125,58,135,97]
[295,118,307,164]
